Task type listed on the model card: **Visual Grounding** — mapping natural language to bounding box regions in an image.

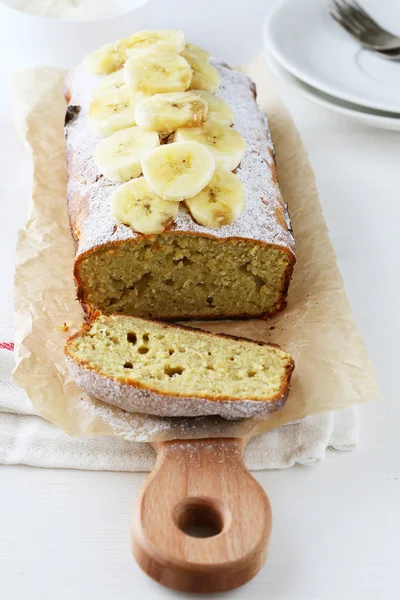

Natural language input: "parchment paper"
[13,57,380,443]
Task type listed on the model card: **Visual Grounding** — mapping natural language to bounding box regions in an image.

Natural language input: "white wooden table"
[1,1,399,598]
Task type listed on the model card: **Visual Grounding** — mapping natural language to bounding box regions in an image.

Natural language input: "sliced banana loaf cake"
[64,30,295,320]
[65,314,294,419]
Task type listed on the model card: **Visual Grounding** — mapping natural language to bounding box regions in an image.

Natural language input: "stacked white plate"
[263,0,400,131]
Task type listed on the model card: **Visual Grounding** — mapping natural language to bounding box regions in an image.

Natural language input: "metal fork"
[331,0,400,51]
[375,47,400,61]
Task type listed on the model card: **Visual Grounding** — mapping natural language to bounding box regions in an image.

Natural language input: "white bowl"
[0,0,154,70]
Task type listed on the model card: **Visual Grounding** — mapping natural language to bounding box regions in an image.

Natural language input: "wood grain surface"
[131,438,272,593]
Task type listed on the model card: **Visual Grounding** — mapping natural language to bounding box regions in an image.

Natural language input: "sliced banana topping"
[135,92,208,133]
[94,126,160,182]
[185,168,245,228]
[94,69,126,95]
[185,56,220,93]
[175,121,246,171]
[112,177,179,235]
[86,32,248,230]
[84,42,127,75]
[181,42,210,63]
[191,90,233,126]
[142,141,215,202]
[124,52,192,95]
[122,29,185,58]
[84,30,185,75]
[88,87,137,137]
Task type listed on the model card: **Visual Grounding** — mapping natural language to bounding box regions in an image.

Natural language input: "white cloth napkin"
[0,343,358,471]
[0,110,358,473]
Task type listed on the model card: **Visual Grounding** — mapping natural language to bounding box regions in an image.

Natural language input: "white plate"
[264,0,400,114]
[266,55,400,131]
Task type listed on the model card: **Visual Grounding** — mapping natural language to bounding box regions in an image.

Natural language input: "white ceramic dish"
[0,0,153,70]
[264,0,400,114]
[266,54,400,132]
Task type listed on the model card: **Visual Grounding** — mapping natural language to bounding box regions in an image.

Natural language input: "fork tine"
[331,0,400,49]
[346,1,396,38]
[330,11,359,41]
[330,8,364,39]
[333,0,349,15]
[343,1,382,33]
[332,2,364,34]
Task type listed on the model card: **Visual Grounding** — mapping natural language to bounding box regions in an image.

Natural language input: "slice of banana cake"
[65,313,295,419]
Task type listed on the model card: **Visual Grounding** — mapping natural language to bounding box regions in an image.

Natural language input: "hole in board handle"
[172,497,230,539]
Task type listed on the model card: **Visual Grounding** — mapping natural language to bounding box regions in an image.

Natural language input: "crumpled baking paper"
[13,57,380,443]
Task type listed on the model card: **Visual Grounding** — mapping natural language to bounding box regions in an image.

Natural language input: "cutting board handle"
[131,438,272,594]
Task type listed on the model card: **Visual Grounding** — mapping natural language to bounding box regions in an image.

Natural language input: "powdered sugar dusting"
[78,393,173,442]
[67,357,287,422]
[65,61,295,258]
[77,392,269,443]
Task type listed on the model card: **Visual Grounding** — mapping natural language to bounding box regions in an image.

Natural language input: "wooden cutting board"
[131,437,271,594]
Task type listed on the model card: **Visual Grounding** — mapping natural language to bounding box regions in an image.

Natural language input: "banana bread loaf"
[65,314,294,419]
[64,31,295,320]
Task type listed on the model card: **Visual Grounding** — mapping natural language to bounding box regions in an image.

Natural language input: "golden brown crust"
[64,313,294,405]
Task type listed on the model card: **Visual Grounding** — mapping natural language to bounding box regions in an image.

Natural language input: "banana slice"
[124,52,192,95]
[142,141,215,201]
[94,69,126,94]
[181,42,210,63]
[185,168,245,228]
[175,121,246,171]
[94,126,160,182]
[84,42,127,75]
[84,30,185,75]
[192,90,233,126]
[135,92,208,133]
[184,55,220,93]
[123,29,185,58]
[112,178,179,235]
[88,87,137,137]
